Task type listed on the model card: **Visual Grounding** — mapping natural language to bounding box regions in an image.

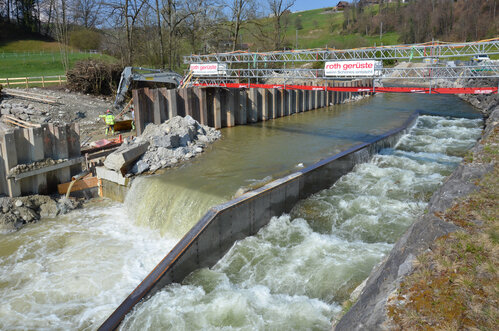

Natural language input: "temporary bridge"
[183,38,499,94]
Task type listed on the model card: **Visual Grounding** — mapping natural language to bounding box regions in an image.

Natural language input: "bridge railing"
[185,65,499,83]
[184,39,499,63]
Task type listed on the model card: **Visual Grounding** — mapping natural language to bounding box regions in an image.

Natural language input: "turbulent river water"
[0,93,482,330]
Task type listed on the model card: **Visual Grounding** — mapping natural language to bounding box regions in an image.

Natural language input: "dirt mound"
[67,59,122,96]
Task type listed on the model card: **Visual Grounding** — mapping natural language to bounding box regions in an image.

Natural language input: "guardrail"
[0,75,67,88]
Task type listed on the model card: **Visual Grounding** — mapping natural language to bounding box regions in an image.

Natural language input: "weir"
[131,79,373,135]
[100,110,419,330]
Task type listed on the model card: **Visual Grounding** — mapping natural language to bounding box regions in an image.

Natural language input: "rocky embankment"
[0,195,81,232]
[104,115,221,175]
[457,78,499,117]
[334,99,498,330]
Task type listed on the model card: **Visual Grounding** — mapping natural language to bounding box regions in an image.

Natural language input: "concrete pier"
[0,124,81,197]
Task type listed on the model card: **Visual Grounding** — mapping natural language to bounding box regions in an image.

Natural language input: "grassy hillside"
[0,24,116,79]
[243,7,401,51]
[0,51,114,78]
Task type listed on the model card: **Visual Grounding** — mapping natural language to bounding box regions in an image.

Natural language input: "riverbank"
[334,98,498,330]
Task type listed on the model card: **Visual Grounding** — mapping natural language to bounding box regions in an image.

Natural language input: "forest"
[0,0,498,71]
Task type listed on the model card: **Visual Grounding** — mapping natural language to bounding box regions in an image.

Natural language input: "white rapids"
[119,115,483,330]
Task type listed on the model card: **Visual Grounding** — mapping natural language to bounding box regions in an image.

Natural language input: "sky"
[292,0,351,12]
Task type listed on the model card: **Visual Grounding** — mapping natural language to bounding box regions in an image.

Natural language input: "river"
[0,93,482,330]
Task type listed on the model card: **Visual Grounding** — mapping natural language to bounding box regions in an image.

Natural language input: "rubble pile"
[104,115,221,175]
[0,195,81,231]
[1,101,52,123]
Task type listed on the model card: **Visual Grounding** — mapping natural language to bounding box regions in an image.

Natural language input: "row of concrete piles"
[132,79,373,134]
[0,124,82,197]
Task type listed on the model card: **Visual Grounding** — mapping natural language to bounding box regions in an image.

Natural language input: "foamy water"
[121,116,482,330]
[0,200,177,330]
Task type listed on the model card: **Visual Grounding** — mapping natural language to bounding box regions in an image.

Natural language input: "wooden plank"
[57,176,99,194]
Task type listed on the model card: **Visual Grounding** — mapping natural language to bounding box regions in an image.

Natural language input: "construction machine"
[113,67,183,108]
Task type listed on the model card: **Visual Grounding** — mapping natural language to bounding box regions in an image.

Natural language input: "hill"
[0,23,115,79]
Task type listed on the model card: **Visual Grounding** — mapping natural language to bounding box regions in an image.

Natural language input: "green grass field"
[0,39,117,79]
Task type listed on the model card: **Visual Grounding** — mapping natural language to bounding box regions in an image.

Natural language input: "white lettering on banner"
[190,63,219,75]
[475,89,493,94]
[324,60,377,77]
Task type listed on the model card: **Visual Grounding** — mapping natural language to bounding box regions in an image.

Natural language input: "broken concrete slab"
[103,141,149,173]
[96,166,129,186]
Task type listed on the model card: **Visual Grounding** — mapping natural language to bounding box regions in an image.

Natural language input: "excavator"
[109,67,184,131]
[113,67,184,109]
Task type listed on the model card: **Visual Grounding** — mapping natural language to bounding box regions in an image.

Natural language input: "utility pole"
[380,22,383,41]
[295,30,298,49]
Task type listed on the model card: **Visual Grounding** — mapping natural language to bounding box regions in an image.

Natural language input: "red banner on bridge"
[192,82,498,95]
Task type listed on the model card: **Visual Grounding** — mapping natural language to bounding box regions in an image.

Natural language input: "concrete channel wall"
[132,79,373,134]
[0,123,81,197]
[99,111,420,330]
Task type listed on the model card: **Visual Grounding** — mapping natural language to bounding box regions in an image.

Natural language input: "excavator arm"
[113,67,183,108]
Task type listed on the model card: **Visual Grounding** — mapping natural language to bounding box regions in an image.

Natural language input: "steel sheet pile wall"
[0,124,81,197]
[132,79,373,135]
[100,110,418,331]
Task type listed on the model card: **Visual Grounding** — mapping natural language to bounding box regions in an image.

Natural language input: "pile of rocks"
[1,101,52,123]
[0,195,81,231]
[103,115,221,175]
[458,78,499,117]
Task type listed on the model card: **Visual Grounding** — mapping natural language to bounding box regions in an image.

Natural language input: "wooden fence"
[0,75,67,88]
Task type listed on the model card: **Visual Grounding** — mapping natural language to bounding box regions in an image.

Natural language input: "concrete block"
[0,132,21,197]
[103,141,149,173]
[260,89,268,121]
[281,89,288,116]
[248,88,258,123]
[236,90,247,125]
[213,89,222,129]
[98,171,129,192]
[197,88,208,126]
[167,89,178,119]
[226,89,236,127]
[271,89,278,119]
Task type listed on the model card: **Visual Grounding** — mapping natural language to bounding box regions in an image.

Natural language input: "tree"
[227,0,254,51]
[72,0,101,28]
[267,0,295,49]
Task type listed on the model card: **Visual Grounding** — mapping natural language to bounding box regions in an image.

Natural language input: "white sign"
[324,60,377,77]
[190,63,220,76]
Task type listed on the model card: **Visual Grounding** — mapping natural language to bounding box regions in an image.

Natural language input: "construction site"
[0,37,499,330]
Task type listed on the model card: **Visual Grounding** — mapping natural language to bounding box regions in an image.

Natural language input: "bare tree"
[226,0,254,51]
[53,0,70,71]
[72,0,102,28]
[104,0,146,65]
[161,0,195,69]
[267,0,294,50]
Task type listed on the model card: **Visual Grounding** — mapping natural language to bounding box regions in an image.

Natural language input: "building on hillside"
[359,0,380,5]
[336,1,350,10]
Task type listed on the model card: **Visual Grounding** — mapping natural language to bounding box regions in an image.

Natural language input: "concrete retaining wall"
[0,123,81,197]
[132,79,373,135]
[99,111,419,330]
